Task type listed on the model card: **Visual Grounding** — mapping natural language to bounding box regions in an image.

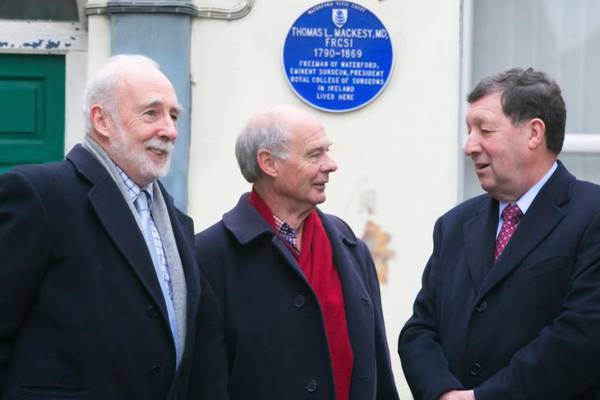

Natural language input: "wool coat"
[0,145,228,400]
[399,162,600,400]
[195,194,399,400]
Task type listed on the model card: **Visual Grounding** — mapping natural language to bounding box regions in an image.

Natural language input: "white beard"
[108,125,175,184]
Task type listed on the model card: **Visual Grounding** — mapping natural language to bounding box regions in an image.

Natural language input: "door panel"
[0,54,65,174]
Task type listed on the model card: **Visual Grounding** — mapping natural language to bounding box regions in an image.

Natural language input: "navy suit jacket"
[399,162,600,400]
[195,194,399,400]
[0,145,228,400]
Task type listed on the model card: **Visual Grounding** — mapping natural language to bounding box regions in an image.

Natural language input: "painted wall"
[187,0,462,397]
[5,0,462,396]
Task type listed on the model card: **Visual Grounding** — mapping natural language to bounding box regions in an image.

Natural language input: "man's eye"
[144,110,157,116]
[171,114,179,122]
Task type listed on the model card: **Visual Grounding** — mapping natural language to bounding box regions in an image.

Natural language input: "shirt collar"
[273,214,300,254]
[499,161,557,217]
[113,163,154,207]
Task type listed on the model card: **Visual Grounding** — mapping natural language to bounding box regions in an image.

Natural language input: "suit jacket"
[399,162,600,400]
[0,145,228,400]
[195,194,399,400]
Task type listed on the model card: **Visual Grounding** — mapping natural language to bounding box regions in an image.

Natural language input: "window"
[461,0,600,199]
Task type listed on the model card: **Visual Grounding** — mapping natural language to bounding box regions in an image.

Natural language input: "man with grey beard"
[0,55,228,399]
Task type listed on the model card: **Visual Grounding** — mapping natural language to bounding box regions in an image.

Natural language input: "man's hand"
[439,390,475,400]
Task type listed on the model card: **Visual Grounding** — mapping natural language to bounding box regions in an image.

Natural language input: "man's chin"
[141,159,171,182]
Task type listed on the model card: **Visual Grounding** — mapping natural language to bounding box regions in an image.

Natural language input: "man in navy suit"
[0,55,227,399]
[399,68,600,400]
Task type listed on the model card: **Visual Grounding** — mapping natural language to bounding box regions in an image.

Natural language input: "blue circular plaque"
[283,1,393,112]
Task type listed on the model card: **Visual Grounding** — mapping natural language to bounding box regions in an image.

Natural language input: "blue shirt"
[497,162,558,237]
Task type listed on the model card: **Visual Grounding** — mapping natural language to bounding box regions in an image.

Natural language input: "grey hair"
[235,121,290,183]
[83,54,160,135]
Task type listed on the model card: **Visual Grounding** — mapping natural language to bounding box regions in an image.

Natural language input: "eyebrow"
[466,114,494,126]
[307,140,333,152]
[141,99,183,115]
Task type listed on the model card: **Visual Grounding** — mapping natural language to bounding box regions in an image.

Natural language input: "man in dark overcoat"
[195,104,399,400]
[399,68,600,400]
[0,55,227,400]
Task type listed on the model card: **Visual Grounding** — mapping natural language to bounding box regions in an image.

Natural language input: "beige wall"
[188,0,462,397]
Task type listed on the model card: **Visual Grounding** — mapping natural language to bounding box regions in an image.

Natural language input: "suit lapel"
[474,162,572,303]
[463,197,498,292]
[476,190,565,303]
[68,146,170,324]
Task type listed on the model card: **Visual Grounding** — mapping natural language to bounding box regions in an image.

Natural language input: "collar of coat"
[222,193,358,249]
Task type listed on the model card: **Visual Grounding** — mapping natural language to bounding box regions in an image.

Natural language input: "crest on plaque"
[332,9,348,28]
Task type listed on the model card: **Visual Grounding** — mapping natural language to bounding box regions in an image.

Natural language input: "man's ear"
[90,105,115,141]
[527,118,546,150]
[257,149,279,178]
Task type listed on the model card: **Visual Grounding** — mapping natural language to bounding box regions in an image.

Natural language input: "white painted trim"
[458,0,473,200]
[562,134,600,153]
[64,51,87,153]
[0,20,87,52]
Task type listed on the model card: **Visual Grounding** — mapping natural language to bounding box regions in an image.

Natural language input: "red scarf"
[249,189,354,400]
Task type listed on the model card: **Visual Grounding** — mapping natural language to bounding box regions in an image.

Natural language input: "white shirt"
[496,162,558,238]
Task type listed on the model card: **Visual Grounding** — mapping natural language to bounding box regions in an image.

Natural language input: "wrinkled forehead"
[466,92,505,126]
[288,123,332,154]
[117,68,181,109]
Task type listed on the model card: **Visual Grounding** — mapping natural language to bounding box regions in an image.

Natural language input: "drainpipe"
[84,0,254,210]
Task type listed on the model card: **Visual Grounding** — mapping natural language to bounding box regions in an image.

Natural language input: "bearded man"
[0,55,227,400]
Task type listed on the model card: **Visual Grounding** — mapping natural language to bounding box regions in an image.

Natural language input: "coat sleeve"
[356,239,400,400]
[474,213,600,400]
[398,218,465,400]
[0,170,51,392]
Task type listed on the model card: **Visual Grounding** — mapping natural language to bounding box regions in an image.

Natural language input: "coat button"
[305,378,318,392]
[475,300,488,312]
[146,304,159,318]
[294,295,305,308]
[470,362,482,376]
[150,365,162,376]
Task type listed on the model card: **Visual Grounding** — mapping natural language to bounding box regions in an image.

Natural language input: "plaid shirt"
[273,215,300,255]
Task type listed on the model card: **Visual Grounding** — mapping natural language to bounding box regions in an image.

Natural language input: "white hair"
[83,54,160,135]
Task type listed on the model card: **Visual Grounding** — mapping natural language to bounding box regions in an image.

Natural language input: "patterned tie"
[494,203,523,261]
[134,190,173,300]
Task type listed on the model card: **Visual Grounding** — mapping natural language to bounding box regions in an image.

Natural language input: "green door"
[0,54,65,174]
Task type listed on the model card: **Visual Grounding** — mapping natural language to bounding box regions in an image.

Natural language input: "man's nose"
[322,153,338,172]
[159,114,178,141]
[463,132,480,156]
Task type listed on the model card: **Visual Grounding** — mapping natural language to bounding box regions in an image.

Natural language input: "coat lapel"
[475,162,573,303]
[463,197,498,292]
[67,145,170,323]
[319,211,372,359]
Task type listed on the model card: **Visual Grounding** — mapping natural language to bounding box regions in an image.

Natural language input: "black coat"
[0,145,228,400]
[399,162,600,400]
[195,194,399,400]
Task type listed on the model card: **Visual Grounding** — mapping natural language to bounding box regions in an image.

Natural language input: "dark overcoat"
[0,145,228,400]
[399,162,600,400]
[195,194,399,400]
